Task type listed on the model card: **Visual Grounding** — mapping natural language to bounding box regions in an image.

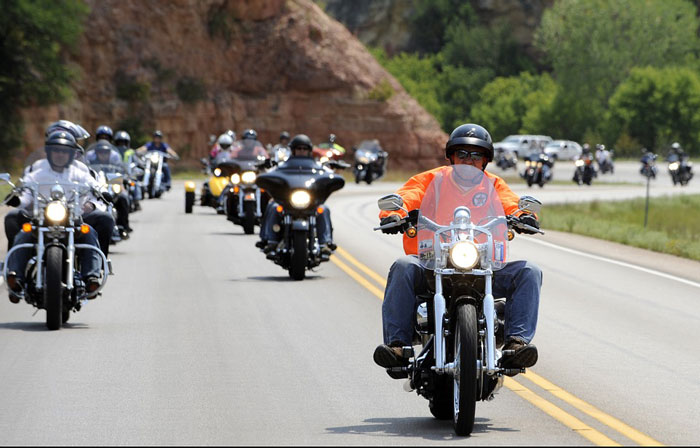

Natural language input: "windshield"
[417,165,508,271]
[234,140,267,161]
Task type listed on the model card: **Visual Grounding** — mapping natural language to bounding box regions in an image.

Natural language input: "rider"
[327,133,346,155]
[667,142,686,161]
[113,130,133,161]
[86,141,132,237]
[4,131,103,301]
[213,134,234,162]
[231,129,268,159]
[5,121,116,257]
[256,134,336,257]
[271,131,291,162]
[373,123,542,376]
[136,130,179,190]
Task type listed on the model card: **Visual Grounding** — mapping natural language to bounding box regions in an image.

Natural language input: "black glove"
[516,214,540,234]
[380,215,403,234]
[4,193,20,207]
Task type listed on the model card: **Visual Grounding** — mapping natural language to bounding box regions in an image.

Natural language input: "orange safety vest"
[379,166,523,256]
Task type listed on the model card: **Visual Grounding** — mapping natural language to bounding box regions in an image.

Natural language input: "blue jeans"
[8,227,102,281]
[382,255,541,345]
[162,163,171,186]
[259,201,332,245]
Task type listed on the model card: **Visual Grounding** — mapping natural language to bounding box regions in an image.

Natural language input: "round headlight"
[669,162,679,170]
[290,190,311,209]
[112,184,122,194]
[45,201,68,224]
[241,171,256,184]
[230,173,241,184]
[449,241,480,270]
[149,153,160,164]
[575,159,584,167]
[214,168,222,176]
[320,156,329,163]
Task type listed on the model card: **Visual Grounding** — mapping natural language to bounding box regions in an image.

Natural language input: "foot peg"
[107,259,114,275]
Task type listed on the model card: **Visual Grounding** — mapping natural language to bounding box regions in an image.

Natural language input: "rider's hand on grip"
[515,214,540,234]
[380,215,402,234]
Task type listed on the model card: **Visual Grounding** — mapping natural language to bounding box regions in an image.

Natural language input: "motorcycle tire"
[453,303,478,436]
[365,167,373,185]
[243,201,256,235]
[527,179,533,187]
[45,246,64,331]
[185,192,194,214]
[62,310,70,324]
[355,171,362,184]
[288,230,307,281]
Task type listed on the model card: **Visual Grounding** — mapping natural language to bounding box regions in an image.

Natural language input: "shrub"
[176,77,207,103]
[367,79,394,101]
[115,76,151,103]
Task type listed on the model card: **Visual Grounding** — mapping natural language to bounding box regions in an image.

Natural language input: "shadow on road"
[239,275,322,282]
[0,321,90,332]
[325,416,516,441]
[209,231,251,236]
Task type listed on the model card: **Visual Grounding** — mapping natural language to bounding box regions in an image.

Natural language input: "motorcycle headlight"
[525,160,532,167]
[575,160,584,167]
[112,184,122,194]
[149,153,160,164]
[230,173,241,185]
[45,201,68,224]
[320,156,329,163]
[290,190,311,209]
[214,168,222,176]
[669,162,680,170]
[449,241,480,270]
[241,171,256,184]
[537,162,543,167]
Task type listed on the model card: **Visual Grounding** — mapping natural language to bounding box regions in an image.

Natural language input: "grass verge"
[541,194,700,261]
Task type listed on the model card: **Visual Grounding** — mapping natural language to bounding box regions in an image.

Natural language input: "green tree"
[535,0,700,140]
[607,66,700,154]
[470,72,556,141]
[0,0,88,164]
[410,0,475,54]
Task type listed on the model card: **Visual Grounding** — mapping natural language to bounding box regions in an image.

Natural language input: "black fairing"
[215,159,261,176]
[257,157,345,210]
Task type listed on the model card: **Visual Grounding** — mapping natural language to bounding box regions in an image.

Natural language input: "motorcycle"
[185,157,233,214]
[495,148,518,171]
[640,153,658,179]
[521,153,553,188]
[597,151,615,175]
[256,157,345,280]
[222,155,270,234]
[573,153,597,185]
[142,150,174,199]
[313,144,344,164]
[373,165,543,435]
[90,163,131,242]
[0,173,112,330]
[353,140,388,185]
[667,154,693,186]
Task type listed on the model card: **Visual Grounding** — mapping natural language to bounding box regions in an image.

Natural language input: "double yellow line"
[331,245,663,446]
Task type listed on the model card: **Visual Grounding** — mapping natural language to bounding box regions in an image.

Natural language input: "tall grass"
[541,195,700,260]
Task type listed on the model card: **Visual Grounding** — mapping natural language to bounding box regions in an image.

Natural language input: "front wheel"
[288,230,307,280]
[185,192,194,214]
[243,201,256,234]
[45,246,64,331]
[453,304,478,436]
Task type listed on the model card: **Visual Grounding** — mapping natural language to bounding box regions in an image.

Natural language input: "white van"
[494,135,553,159]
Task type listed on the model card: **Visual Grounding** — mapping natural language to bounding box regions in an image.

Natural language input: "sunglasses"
[455,149,485,162]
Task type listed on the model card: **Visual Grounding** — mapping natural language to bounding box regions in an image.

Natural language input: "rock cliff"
[21,0,448,170]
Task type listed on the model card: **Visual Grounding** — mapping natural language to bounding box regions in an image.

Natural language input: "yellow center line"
[504,377,621,446]
[335,246,387,288]
[521,371,663,446]
[331,243,664,446]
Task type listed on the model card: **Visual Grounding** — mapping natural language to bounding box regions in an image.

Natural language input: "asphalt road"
[0,174,698,445]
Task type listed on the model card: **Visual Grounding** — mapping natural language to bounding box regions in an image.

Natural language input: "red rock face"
[21,0,447,171]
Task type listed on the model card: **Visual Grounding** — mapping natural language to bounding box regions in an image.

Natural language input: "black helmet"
[95,125,113,141]
[445,124,494,162]
[114,130,131,146]
[329,133,336,144]
[46,120,90,140]
[242,129,258,140]
[280,131,290,141]
[289,134,313,152]
[153,130,163,138]
[44,131,79,168]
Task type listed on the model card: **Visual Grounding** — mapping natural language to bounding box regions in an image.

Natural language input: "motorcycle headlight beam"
[290,190,311,209]
[669,162,680,170]
[230,173,241,185]
[112,184,122,194]
[241,171,256,184]
[45,201,68,224]
[449,241,480,270]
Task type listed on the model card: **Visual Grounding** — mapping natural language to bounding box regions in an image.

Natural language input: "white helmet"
[218,134,234,149]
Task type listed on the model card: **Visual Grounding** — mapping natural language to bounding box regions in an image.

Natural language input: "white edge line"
[526,237,700,290]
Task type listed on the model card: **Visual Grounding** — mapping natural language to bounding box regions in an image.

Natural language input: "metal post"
[644,174,650,228]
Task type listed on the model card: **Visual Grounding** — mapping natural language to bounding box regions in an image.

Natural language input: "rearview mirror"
[518,195,542,214]
[106,173,124,184]
[378,193,404,212]
[0,173,10,184]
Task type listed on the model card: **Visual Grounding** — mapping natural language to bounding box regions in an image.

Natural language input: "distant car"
[543,140,582,161]
[494,135,553,159]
